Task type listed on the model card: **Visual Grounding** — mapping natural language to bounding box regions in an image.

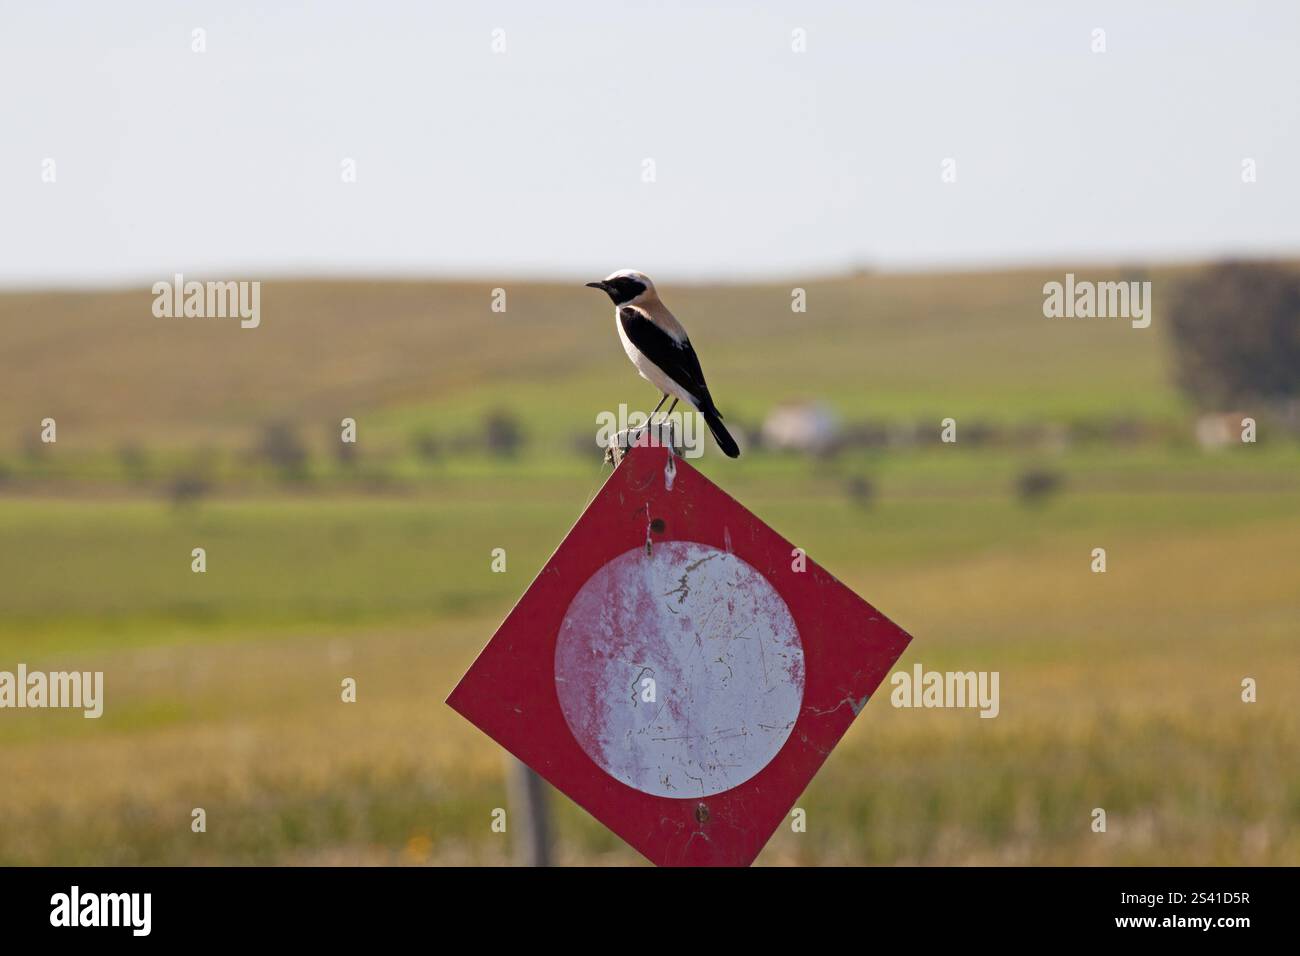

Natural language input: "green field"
[1,270,1297,865]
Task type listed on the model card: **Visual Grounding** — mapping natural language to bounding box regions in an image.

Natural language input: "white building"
[761,402,842,454]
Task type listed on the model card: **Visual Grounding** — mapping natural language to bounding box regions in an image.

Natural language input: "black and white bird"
[586,270,740,458]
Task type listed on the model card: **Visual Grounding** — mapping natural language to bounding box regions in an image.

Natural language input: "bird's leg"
[630,393,668,447]
[648,393,668,422]
[639,393,668,439]
[662,398,679,445]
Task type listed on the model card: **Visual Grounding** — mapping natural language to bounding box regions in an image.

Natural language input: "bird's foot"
[603,410,684,466]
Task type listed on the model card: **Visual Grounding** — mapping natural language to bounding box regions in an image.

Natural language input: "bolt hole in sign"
[446,444,913,866]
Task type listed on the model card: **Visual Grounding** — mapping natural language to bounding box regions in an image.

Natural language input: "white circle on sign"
[554,540,804,798]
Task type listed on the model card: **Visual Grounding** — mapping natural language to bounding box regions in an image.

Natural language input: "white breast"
[615,310,699,408]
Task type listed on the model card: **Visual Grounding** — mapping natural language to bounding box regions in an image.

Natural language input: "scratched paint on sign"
[554,541,805,799]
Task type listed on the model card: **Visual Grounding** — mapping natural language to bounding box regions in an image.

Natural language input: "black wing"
[618,306,715,410]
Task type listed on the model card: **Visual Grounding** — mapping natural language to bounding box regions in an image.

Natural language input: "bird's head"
[585,269,656,306]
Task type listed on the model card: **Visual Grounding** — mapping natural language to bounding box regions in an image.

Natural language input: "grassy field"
[0,267,1183,450]
[1,269,1297,865]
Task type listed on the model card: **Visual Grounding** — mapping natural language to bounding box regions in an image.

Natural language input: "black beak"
[585,280,608,291]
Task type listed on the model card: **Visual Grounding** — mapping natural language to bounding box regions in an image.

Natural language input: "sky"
[2,1,1298,287]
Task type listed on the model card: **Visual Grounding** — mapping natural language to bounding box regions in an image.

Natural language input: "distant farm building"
[761,402,842,454]
[1195,412,1249,449]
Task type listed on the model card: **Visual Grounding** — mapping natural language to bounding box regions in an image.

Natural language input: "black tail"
[701,406,740,458]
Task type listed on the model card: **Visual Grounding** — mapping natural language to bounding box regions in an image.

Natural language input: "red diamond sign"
[447,443,913,866]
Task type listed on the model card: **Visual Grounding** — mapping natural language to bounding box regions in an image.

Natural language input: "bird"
[586,269,740,458]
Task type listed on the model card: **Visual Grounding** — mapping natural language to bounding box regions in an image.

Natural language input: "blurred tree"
[1015,468,1062,506]
[256,422,309,480]
[1168,262,1300,408]
[167,471,209,508]
[410,428,442,462]
[843,475,875,508]
[117,442,151,485]
[482,410,523,458]
[334,432,359,470]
